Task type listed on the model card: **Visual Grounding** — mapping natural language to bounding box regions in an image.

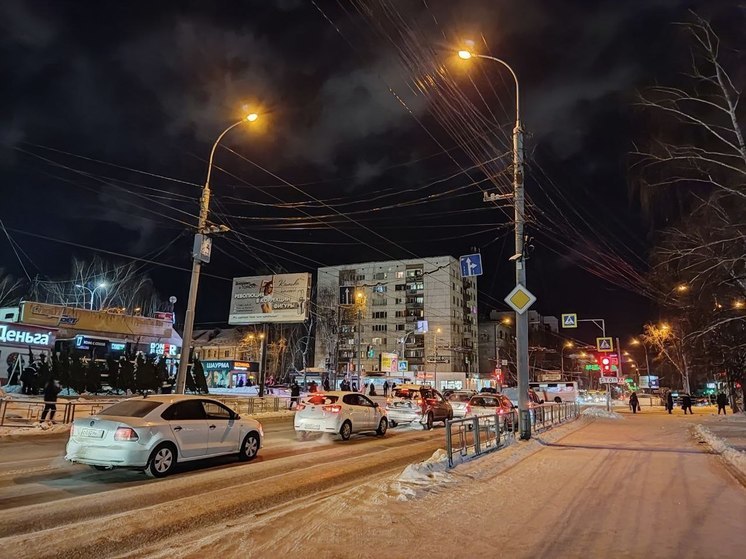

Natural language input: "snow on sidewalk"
[581,406,624,420]
[692,420,746,480]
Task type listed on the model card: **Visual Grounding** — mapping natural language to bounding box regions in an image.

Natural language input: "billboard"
[20,302,172,338]
[228,273,311,324]
[380,352,399,374]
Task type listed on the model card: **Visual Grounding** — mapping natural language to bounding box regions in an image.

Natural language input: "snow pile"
[0,422,70,438]
[398,449,454,484]
[692,424,746,479]
[581,407,624,420]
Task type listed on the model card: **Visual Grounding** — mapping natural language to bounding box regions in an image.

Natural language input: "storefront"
[201,360,259,388]
[0,322,57,383]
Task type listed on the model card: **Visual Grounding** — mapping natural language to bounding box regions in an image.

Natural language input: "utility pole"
[175,115,256,394]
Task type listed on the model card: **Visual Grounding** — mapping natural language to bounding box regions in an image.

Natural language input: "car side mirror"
[235,414,241,420]
[373,402,379,408]
[539,400,545,405]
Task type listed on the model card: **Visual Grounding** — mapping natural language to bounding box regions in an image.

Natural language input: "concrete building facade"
[315,256,478,376]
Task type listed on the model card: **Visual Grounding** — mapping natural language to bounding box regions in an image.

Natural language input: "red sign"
[154,312,175,323]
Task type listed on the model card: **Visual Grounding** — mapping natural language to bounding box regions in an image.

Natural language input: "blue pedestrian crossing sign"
[459,253,483,277]
[561,313,578,328]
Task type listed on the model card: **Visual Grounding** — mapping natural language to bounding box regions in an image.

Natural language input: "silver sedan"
[65,395,263,478]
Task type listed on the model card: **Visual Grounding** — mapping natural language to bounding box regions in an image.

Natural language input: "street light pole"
[458,50,529,438]
[176,114,258,394]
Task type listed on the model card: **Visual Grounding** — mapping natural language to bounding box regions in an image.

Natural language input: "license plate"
[79,428,105,438]
[304,424,320,430]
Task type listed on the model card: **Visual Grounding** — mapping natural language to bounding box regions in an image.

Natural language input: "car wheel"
[145,443,177,478]
[423,412,433,430]
[389,420,398,427]
[376,417,388,436]
[296,431,310,441]
[339,420,352,441]
[89,465,112,471]
[239,432,260,461]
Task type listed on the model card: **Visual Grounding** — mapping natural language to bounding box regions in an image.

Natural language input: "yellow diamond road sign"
[504,284,536,314]
[596,337,614,352]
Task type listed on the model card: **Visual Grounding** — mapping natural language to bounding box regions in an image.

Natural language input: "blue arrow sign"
[459,253,483,277]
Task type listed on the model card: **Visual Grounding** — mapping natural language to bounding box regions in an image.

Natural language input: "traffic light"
[366,345,374,359]
[601,356,612,375]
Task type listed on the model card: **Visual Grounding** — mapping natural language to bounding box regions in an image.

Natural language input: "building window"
[372,298,387,306]
[372,311,387,319]
[224,350,230,358]
[372,324,387,332]
[372,337,383,345]
[396,271,405,279]
[373,272,387,280]
[396,324,405,331]
[355,274,365,281]
[395,298,403,304]
[395,310,405,317]
[395,284,406,291]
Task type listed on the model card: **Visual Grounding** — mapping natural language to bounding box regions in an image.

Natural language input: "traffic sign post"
[561,313,577,328]
[599,377,620,384]
[459,253,483,277]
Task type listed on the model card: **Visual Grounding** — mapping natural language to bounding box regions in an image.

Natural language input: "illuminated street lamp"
[176,112,260,394]
[675,284,689,293]
[458,46,530,438]
[560,341,573,375]
[76,281,108,310]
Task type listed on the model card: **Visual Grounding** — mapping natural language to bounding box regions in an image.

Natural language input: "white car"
[65,395,263,478]
[294,391,388,440]
[446,390,477,418]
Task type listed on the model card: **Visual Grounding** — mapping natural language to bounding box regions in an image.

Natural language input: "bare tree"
[313,286,340,370]
[30,256,164,315]
[0,270,23,307]
[642,323,692,393]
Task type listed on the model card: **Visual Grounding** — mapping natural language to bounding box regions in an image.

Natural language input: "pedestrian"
[383,380,389,397]
[629,392,639,414]
[40,378,61,423]
[682,393,693,414]
[391,382,396,393]
[369,383,377,396]
[352,382,358,392]
[309,380,317,393]
[666,391,674,414]
[716,392,728,415]
[323,377,331,391]
[289,381,301,410]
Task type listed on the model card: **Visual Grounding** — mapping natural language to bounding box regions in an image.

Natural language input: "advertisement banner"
[0,322,56,349]
[20,302,172,338]
[380,352,399,374]
[228,273,311,324]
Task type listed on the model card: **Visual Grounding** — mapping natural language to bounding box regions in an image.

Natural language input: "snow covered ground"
[692,415,746,480]
[121,412,746,559]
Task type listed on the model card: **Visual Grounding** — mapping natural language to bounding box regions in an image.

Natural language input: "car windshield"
[471,396,500,407]
[99,400,161,418]
[305,395,339,405]
[447,393,472,402]
[392,389,421,400]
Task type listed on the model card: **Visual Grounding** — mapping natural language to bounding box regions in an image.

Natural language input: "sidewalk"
[699,412,746,452]
[140,412,746,559]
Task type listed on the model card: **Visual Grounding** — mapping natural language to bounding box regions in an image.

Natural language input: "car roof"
[393,384,428,390]
[305,391,357,397]
[118,394,219,405]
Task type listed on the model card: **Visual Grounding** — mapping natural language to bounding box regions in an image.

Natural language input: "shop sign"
[0,323,55,348]
[75,335,109,350]
[202,360,233,370]
[110,342,127,351]
[20,301,172,338]
[228,273,311,325]
[149,342,178,356]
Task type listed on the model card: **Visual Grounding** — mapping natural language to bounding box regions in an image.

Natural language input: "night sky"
[0,0,739,345]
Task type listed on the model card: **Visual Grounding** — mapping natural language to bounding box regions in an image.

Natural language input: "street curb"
[691,424,746,489]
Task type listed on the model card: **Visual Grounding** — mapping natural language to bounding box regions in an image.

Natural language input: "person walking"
[369,383,377,396]
[666,391,674,414]
[629,392,639,414]
[682,393,693,414]
[716,392,728,415]
[289,381,301,410]
[383,380,389,397]
[40,378,61,423]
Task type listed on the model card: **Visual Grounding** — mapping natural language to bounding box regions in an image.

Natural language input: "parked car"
[501,387,545,422]
[446,390,477,418]
[464,394,516,432]
[385,384,453,430]
[65,395,263,478]
[294,392,388,441]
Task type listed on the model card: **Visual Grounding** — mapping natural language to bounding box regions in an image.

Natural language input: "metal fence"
[445,402,580,468]
[0,395,291,427]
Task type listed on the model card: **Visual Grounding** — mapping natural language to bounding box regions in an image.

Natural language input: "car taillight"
[322,405,342,413]
[114,427,139,441]
[466,405,472,414]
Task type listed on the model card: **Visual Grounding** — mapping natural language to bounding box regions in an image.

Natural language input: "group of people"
[628,391,730,415]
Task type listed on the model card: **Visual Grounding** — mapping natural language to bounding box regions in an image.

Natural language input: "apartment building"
[315,256,478,375]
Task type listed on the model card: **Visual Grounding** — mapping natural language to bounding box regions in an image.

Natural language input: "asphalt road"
[0,417,446,559]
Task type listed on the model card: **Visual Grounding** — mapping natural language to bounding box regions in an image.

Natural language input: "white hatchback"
[294,392,388,440]
[65,395,263,478]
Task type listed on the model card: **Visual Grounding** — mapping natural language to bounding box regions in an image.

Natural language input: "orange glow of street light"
[675,284,689,293]
[733,300,745,309]
[246,113,258,122]
[458,50,473,60]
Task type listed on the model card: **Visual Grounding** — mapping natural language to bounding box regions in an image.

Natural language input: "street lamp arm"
[204,120,246,193]
[473,54,520,123]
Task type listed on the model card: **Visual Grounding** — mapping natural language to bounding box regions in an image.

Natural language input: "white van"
[530,382,579,403]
